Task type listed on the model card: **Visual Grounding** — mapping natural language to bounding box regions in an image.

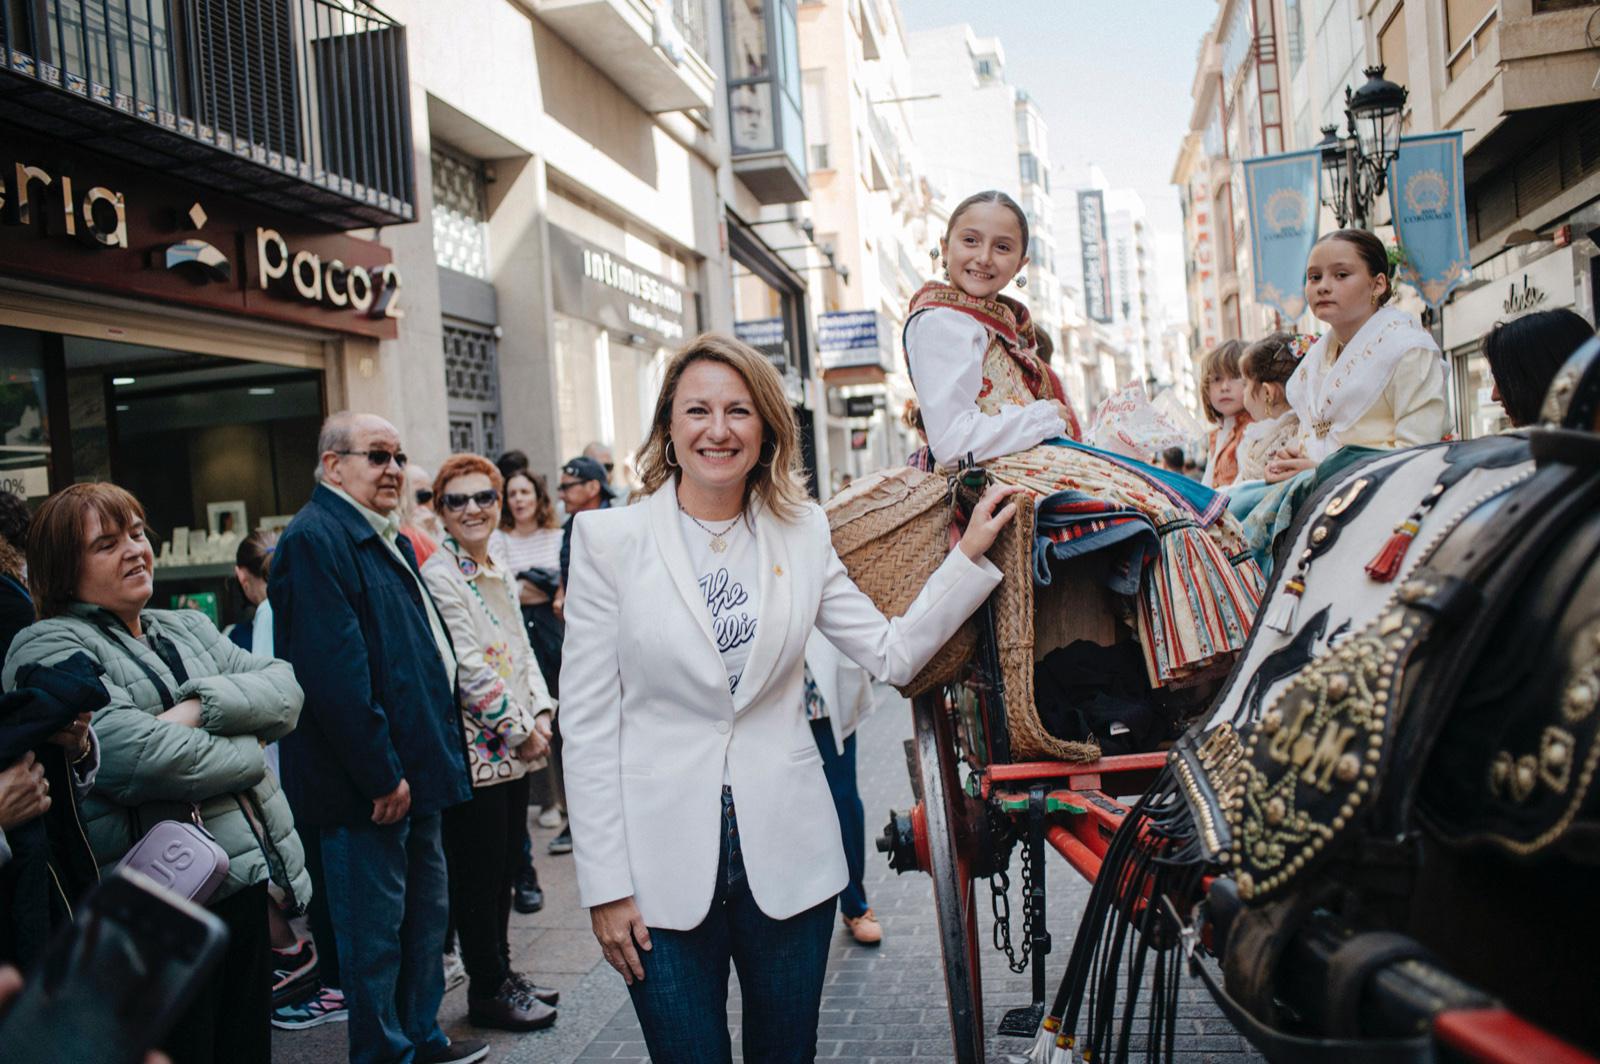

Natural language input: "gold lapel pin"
[773,565,784,576]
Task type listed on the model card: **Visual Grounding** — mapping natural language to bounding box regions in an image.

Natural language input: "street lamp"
[1317,65,1409,230]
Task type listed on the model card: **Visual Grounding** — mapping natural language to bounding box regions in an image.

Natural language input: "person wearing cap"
[547,455,614,857]
[556,456,615,595]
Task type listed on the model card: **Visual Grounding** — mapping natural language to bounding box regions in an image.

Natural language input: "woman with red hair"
[419,454,560,1032]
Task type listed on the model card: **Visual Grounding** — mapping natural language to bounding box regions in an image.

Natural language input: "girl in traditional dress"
[1198,340,1251,488]
[1267,229,1447,481]
[904,190,1263,686]
[1234,332,1307,484]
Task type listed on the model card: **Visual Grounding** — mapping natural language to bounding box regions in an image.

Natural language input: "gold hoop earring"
[665,440,680,468]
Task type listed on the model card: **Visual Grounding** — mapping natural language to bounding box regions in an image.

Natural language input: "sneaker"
[843,908,883,946]
[271,986,348,1030]
[547,826,572,855]
[443,949,466,993]
[271,939,318,1003]
[467,977,558,1032]
[513,866,544,914]
[418,1039,490,1064]
[537,807,563,829]
[508,970,560,1006]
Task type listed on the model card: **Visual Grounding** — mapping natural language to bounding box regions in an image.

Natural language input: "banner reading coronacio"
[1388,131,1471,309]
[1242,148,1322,320]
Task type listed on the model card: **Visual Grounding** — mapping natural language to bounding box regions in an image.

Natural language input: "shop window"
[0,328,52,501]
[442,320,502,457]
[432,146,491,280]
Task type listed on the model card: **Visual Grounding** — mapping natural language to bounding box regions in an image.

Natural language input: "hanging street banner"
[1388,131,1470,309]
[1243,148,1321,320]
[1077,190,1113,324]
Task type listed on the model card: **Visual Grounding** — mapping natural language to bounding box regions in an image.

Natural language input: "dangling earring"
[941,260,950,281]
[1370,290,1379,307]
[665,440,679,467]
[1015,274,1027,289]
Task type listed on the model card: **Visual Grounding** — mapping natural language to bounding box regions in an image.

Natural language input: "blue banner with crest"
[1388,131,1470,309]
[1243,149,1322,320]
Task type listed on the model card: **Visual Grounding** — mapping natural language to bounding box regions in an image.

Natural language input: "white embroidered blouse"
[905,308,1067,465]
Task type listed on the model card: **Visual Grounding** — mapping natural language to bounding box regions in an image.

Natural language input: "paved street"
[274,687,1261,1064]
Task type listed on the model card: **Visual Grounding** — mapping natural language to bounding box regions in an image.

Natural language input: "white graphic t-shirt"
[679,510,760,695]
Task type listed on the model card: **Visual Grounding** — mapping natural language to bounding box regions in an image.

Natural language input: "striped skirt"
[986,444,1264,686]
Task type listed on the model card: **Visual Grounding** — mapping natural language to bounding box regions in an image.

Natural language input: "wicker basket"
[826,467,975,697]
[827,467,1102,763]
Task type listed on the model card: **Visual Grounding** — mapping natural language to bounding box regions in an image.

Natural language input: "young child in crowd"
[1199,340,1251,488]
[1236,332,1308,484]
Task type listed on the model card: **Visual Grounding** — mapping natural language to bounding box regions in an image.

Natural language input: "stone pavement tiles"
[274,686,1262,1064]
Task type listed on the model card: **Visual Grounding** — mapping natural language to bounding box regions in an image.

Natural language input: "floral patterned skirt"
[986,444,1264,686]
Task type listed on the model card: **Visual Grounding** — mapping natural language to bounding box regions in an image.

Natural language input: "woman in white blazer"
[561,333,1020,1063]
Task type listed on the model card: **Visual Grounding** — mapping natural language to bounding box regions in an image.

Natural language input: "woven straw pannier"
[826,467,974,697]
[826,466,1101,764]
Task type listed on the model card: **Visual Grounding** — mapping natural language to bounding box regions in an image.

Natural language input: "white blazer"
[560,483,1002,930]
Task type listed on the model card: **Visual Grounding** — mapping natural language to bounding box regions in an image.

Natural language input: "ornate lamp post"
[1317,65,1409,230]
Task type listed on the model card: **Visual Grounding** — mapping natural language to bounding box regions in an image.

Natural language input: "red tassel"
[1365,518,1419,582]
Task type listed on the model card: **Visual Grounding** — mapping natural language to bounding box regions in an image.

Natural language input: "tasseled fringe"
[1048,1031,1078,1063]
[1262,576,1305,633]
[1364,517,1419,582]
[1053,766,1206,1063]
[1024,1015,1062,1062]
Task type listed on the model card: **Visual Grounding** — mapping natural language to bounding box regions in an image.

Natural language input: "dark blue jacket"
[268,485,471,827]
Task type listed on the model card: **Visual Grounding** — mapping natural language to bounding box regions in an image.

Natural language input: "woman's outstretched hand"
[958,484,1025,561]
[591,896,652,985]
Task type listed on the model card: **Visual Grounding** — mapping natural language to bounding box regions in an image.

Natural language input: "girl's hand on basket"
[958,484,1025,561]
[591,896,652,984]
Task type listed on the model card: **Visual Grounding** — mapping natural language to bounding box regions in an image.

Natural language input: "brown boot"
[843,908,883,946]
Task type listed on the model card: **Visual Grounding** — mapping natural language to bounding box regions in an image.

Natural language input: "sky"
[898,0,1217,325]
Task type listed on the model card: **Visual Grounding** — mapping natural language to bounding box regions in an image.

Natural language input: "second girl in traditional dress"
[1267,228,1447,481]
[904,190,1263,686]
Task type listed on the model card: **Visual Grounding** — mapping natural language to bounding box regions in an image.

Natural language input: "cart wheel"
[912,689,989,1064]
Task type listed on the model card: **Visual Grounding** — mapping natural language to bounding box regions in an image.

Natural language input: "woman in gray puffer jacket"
[2,483,307,1064]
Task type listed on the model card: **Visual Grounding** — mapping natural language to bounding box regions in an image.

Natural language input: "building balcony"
[0,0,416,229]
[726,0,805,203]
[530,0,714,113]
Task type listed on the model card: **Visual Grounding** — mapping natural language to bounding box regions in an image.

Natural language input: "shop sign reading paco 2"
[1,160,401,320]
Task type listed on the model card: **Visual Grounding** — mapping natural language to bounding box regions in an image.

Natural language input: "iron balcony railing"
[0,0,415,229]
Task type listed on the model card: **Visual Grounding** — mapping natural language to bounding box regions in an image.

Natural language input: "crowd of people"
[0,185,1593,1064]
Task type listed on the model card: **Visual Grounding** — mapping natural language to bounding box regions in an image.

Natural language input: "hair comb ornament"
[1288,333,1318,361]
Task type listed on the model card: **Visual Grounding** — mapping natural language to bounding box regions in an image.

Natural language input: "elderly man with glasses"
[269,412,485,1064]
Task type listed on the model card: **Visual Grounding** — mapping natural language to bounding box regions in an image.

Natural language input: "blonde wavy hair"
[636,332,810,521]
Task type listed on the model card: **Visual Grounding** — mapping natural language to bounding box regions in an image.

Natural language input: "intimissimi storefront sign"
[0,134,401,339]
[548,225,697,347]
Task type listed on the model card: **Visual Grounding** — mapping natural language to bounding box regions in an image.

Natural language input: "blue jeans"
[811,718,869,918]
[320,814,450,1064]
[627,788,835,1063]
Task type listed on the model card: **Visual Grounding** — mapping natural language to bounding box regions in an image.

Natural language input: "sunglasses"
[439,489,500,513]
[557,480,585,492]
[336,448,408,469]
[415,489,434,505]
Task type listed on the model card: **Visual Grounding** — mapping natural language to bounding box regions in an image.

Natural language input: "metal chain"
[987,804,1034,975]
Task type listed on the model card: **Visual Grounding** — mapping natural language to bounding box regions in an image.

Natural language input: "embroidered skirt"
[985,444,1264,686]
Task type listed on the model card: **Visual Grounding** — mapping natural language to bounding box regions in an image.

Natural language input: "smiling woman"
[6,480,308,1064]
[559,331,1020,1063]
